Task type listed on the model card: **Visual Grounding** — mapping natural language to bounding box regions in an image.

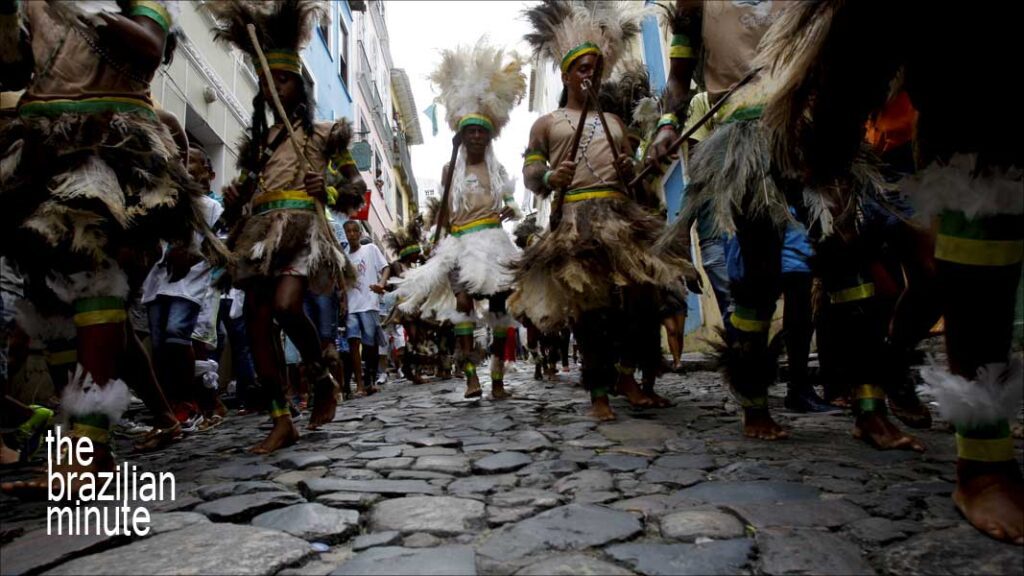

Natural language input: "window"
[318,15,330,52]
[338,19,350,86]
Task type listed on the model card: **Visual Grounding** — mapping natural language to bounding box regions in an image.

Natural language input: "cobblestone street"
[2,350,1022,575]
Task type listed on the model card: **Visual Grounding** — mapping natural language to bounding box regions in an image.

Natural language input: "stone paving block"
[472,451,534,474]
[369,496,486,535]
[514,553,635,575]
[659,509,746,541]
[757,527,875,575]
[45,524,312,576]
[727,499,867,530]
[606,540,754,575]
[674,480,820,505]
[412,455,472,476]
[876,526,1023,576]
[252,503,360,543]
[476,504,642,569]
[352,531,401,551]
[193,490,306,522]
[330,545,477,576]
[299,478,441,499]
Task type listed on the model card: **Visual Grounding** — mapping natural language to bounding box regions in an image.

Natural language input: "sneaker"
[375,373,388,387]
[784,388,842,414]
[180,412,205,434]
[113,418,153,438]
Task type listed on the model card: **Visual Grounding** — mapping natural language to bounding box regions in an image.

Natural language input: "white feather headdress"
[522,0,651,80]
[429,38,527,136]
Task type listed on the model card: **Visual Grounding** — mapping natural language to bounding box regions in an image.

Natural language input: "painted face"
[563,53,601,96]
[462,124,492,156]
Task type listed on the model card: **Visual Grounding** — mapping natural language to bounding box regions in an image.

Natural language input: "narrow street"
[2,348,1021,575]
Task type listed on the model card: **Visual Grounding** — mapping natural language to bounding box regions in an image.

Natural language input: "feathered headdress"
[204,0,327,77]
[385,219,426,263]
[599,60,663,138]
[522,0,650,80]
[429,38,527,136]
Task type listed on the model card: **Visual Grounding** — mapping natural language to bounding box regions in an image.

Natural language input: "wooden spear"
[548,81,592,230]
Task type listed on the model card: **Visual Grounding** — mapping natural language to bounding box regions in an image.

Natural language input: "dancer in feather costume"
[757,0,1023,545]
[512,0,693,420]
[203,0,365,451]
[390,39,526,400]
[0,0,214,495]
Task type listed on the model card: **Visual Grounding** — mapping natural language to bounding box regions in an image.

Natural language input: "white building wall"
[153,2,258,193]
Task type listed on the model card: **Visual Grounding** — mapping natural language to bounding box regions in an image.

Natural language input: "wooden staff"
[431,132,463,245]
[246,24,345,288]
[549,81,593,230]
[628,66,761,188]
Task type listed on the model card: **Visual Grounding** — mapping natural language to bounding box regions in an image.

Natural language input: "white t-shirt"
[346,244,388,314]
[141,195,225,306]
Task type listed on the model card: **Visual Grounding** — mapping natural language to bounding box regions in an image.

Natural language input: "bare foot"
[852,412,925,451]
[743,408,789,440]
[617,374,654,408]
[308,380,338,430]
[643,389,674,408]
[464,372,482,398]
[590,396,616,421]
[953,462,1024,545]
[1,444,21,466]
[249,417,299,455]
[491,382,511,400]
[2,441,115,500]
[134,422,183,453]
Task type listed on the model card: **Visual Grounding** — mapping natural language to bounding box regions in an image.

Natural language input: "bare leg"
[245,284,298,454]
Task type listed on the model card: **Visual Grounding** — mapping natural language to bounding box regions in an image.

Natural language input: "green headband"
[263,50,302,75]
[399,244,422,258]
[458,113,495,133]
[561,42,601,73]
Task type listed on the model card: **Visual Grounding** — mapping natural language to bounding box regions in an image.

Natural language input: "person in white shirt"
[343,221,390,396]
[140,147,225,432]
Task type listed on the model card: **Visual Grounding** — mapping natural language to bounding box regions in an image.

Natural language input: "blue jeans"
[214,297,256,405]
[346,310,385,347]
[700,236,732,321]
[304,291,340,342]
[148,296,201,348]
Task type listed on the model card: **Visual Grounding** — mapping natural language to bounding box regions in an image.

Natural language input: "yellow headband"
[561,42,601,73]
[263,50,302,75]
[458,113,495,133]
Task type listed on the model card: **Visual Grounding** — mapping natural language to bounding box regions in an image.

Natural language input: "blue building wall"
[642,8,702,334]
[303,1,354,122]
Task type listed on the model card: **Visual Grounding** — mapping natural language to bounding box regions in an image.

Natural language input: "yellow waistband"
[935,235,1024,267]
[564,189,626,204]
[451,217,501,235]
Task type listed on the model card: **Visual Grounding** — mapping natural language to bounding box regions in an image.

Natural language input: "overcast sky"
[387,0,540,208]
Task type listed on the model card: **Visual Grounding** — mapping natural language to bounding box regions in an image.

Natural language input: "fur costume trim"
[230,207,351,294]
[522,1,651,80]
[901,154,1024,221]
[205,0,326,73]
[46,257,129,306]
[918,358,1023,428]
[757,0,905,185]
[61,364,131,422]
[512,195,693,333]
[391,227,518,322]
[430,39,526,136]
[5,111,216,286]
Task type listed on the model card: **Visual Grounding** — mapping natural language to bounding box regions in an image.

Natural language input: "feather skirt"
[510,196,693,333]
[392,227,518,323]
[0,111,215,292]
[230,206,351,295]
